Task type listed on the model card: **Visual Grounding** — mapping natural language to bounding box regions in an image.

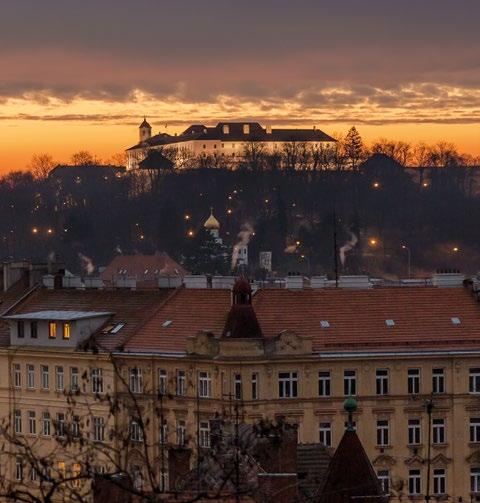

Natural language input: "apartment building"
[2,273,480,500]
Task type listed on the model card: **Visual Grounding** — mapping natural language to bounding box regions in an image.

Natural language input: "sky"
[0,0,479,172]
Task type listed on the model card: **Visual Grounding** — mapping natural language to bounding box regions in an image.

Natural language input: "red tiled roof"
[124,289,231,352]
[5,288,174,350]
[101,252,187,287]
[125,286,480,353]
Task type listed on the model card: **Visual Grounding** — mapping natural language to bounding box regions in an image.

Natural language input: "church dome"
[204,209,220,230]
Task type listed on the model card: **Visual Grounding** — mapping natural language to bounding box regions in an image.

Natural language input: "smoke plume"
[339,231,358,266]
[78,253,95,275]
[232,223,254,269]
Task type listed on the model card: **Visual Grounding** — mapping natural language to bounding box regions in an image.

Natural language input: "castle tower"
[139,117,152,143]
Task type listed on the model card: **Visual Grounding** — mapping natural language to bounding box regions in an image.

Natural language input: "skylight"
[162,320,172,328]
[320,320,330,328]
[385,319,395,327]
[451,317,461,325]
[110,323,125,334]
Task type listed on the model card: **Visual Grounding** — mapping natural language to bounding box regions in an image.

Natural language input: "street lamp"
[369,238,379,247]
[402,245,412,279]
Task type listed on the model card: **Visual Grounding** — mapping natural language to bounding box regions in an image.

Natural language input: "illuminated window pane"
[63,323,70,340]
[49,322,57,339]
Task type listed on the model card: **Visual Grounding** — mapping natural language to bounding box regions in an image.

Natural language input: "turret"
[139,117,152,143]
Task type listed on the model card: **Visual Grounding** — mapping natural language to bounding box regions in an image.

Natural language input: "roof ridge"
[0,284,40,317]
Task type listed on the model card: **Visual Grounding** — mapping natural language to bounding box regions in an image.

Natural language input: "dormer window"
[17,321,25,338]
[30,321,38,339]
[243,124,250,135]
[49,322,57,339]
[223,125,230,134]
[63,323,71,340]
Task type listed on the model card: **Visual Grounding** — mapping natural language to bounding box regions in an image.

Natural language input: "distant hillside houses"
[126,119,337,170]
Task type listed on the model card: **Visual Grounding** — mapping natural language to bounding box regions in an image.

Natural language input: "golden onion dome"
[204,209,220,230]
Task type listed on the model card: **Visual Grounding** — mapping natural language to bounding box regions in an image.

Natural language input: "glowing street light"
[422,181,429,188]
[32,227,38,234]
[369,238,378,247]
[227,209,232,215]
[295,240,301,246]
[187,230,194,238]
[184,214,191,221]
[47,228,53,235]
[372,182,381,189]
[452,246,460,253]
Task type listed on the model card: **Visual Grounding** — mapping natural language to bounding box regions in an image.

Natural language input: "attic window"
[162,320,172,328]
[320,320,330,328]
[451,317,461,325]
[385,319,395,327]
[144,269,149,275]
[110,323,125,334]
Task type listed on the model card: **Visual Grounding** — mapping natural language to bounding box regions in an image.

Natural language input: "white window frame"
[176,370,186,396]
[376,419,389,446]
[199,420,210,448]
[433,468,446,495]
[176,419,186,446]
[432,418,445,444]
[251,372,259,400]
[319,422,332,447]
[377,470,390,495]
[408,469,422,496]
[93,416,105,442]
[234,373,242,400]
[470,368,480,394]
[15,457,23,481]
[42,411,51,436]
[471,418,480,443]
[159,419,168,444]
[55,366,64,391]
[13,363,21,388]
[129,367,143,394]
[130,419,143,442]
[278,372,298,398]
[28,411,36,435]
[318,371,331,397]
[432,368,445,394]
[344,370,357,396]
[70,367,79,391]
[198,371,212,398]
[408,419,421,445]
[471,467,480,493]
[376,369,389,395]
[91,368,103,394]
[14,409,22,434]
[408,368,420,394]
[27,364,35,389]
[41,365,49,390]
[158,369,167,396]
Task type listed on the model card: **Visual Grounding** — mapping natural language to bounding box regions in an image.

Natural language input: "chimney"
[310,275,327,288]
[243,124,250,135]
[432,272,465,287]
[266,125,272,134]
[339,275,372,289]
[285,276,303,290]
[158,276,183,288]
[313,125,316,130]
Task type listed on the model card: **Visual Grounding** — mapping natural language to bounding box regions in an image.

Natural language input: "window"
[376,369,389,395]
[132,465,142,491]
[41,365,49,390]
[55,366,64,391]
[433,468,446,495]
[408,368,420,394]
[408,419,421,445]
[15,457,23,481]
[432,368,445,394]
[30,466,37,482]
[30,321,38,338]
[160,468,169,492]
[58,460,66,478]
[319,422,332,447]
[56,412,66,437]
[48,322,57,339]
[199,421,210,448]
[470,368,480,394]
[72,463,81,488]
[318,371,331,397]
[177,419,186,446]
[63,322,70,340]
[432,418,445,444]
[243,124,250,134]
[27,364,35,389]
[93,417,105,442]
[377,470,390,495]
[376,420,389,446]
[278,372,298,398]
[159,419,168,444]
[42,412,51,436]
[158,369,167,395]
[471,467,480,493]
[176,370,186,396]
[234,373,242,400]
[17,321,25,338]
[408,469,421,495]
[13,363,21,388]
[70,367,78,391]
[198,371,211,398]
[251,373,259,400]
[130,368,142,394]
[470,418,480,443]
[344,370,357,396]
[91,368,103,393]
[14,409,22,434]
[28,411,36,435]
[72,415,80,437]
[130,419,143,442]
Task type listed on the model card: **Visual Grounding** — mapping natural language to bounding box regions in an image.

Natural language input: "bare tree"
[70,151,101,166]
[29,154,56,180]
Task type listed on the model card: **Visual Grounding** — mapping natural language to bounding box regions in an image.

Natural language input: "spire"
[139,117,152,142]
[203,207,220,230]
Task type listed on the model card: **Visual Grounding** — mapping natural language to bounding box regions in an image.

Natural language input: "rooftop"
[4,310,112,321]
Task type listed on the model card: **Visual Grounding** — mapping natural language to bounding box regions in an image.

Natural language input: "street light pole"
[402,245,412,279]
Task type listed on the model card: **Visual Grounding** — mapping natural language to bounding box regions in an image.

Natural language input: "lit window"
[49,322,57,339]
[63,323,70,340]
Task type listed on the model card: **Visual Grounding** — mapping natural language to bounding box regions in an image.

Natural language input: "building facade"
[1,274,480,501]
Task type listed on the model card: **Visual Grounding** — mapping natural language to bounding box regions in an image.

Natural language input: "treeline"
[1,131,480,278]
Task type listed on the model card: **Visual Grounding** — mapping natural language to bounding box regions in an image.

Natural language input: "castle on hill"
[126,119,336,170]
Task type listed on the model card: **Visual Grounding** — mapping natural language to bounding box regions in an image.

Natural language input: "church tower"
[204,208,221,242]
[139,117,152,143]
